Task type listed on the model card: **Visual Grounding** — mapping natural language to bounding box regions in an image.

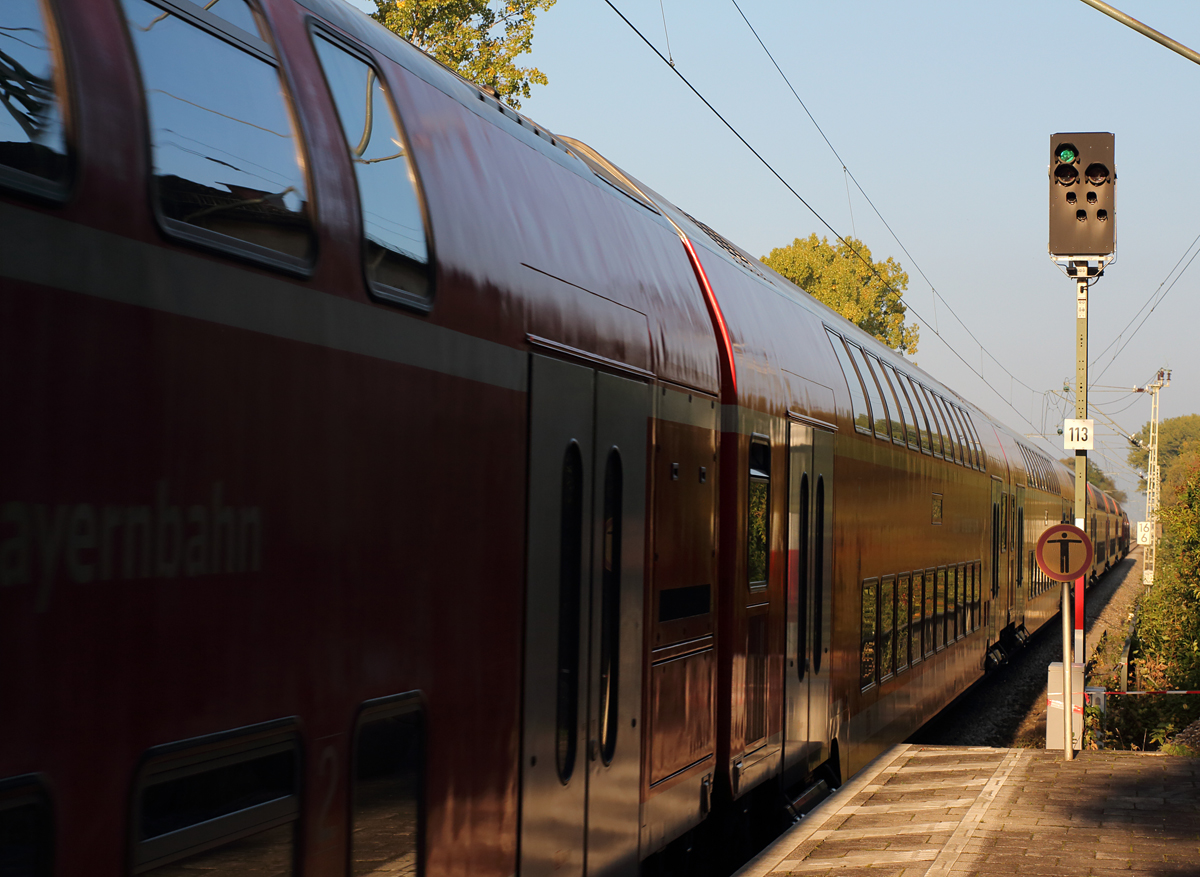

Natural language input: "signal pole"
[1050,133,1116,759]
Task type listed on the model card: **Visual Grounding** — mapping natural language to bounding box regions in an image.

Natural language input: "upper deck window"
[0,0,69,197]
[882,364,919,450]
[845,343,890,441]
[826,329,871,434]
[312,32,431,308]
[870,355,905,446]
[120,0,314,271]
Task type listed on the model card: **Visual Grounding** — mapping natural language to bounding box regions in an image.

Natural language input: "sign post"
[1036,524,1095,755]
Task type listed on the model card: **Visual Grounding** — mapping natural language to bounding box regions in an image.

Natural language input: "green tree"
[1058,457,1128,504]
[1127,414,1200,495]
[762,234,918,354]
[373,0,555,109]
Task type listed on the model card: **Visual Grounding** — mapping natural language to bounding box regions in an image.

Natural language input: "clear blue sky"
[346,0,1200,505]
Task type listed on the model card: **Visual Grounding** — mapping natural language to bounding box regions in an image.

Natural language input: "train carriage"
[0,1,1129,876]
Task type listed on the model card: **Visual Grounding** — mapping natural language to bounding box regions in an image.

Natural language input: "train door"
[783,421,834,783]
[1014,486,1026,621]
[521,355,649,877]
[989,477,1002,642]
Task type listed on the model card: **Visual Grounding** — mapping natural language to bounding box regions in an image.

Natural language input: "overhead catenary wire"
[598,0,1063,458]
[727,0,1047,409]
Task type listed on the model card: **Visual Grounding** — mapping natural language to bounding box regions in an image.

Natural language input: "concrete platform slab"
[736,745,1200,877]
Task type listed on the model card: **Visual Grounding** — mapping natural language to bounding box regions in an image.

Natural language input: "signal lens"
[1054,164,1078,185]
[1085,162,1110,185]
[1056,145,1077,164]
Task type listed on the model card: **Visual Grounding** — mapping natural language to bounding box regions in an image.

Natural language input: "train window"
[946,405,972,467]
[901,375,933,453]
[845,344,890,440]
[999,495,1008,553]
[886,368,920,450]
[556,442,584,785]
[871,358,905,446]
[826,331,872,433]
[932,396,962,464]
[796,471,809,682]
[745,609,768,746]
[353,693,424,877]
[748,439,770,590]
[0,0,70,198]
[131,718,299,876]
[910,571,923,665]
[200,0,259,33]
[956,407,982,469]
[812,477,825,674]
[957,565,966,640]
[935,567,946,650]
[119,0,314,272]
[923,567,935,657]
[969,559,979,628]
[913,384,943,457]
[0,775,53,877]
[880,575,895,681]
[312,32,432,307]
[860,577,878,690]
[896,574,910,672]
[946,565,957,642]
[958,406,980,468]
[598,449,623,765]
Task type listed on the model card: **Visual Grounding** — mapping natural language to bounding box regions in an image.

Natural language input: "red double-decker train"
[0,1,1128,875]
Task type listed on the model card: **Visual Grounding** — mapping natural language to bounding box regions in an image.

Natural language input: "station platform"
[736,745,1200,876]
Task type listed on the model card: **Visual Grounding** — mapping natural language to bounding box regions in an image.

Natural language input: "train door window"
[860,577,878,690]
[910,571,923,665]
[974,562,982,629]
[312,31,432,307]
[796,470,809,682]
[119,0,314,271]
[827,330,872,434]
[845,344,890,440]
[916,384,946,457]
[935,567,946,650]
[130,719,299,875]
[599,449,623,764]
[871,358,905,446]
[896,574,910,672]
[745,607,768,746]
[999,495,1008,553]
[0,775,53,877]
[353,693,424,877]
[556,442,584,784]
[748,439,770,590]
[923,567,936,657]
[880,575,895,681]
[0,0,70,198]
[812,477,826,674]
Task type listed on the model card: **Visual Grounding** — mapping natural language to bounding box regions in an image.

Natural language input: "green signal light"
[1057,147,1077,164]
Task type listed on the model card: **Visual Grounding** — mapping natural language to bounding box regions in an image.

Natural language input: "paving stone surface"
[736,745,1200,877]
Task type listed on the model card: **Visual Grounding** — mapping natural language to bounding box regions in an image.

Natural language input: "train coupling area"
[735,744,1200,877]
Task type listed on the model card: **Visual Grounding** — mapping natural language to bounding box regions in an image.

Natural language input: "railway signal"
[1049,132,1115,258]
[1047,130,1117,759]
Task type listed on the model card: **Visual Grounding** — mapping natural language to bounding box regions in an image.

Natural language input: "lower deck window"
[353,693,424,876]
[131,719,300,876]
[0,775,53,877]
[860,578,878,689]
